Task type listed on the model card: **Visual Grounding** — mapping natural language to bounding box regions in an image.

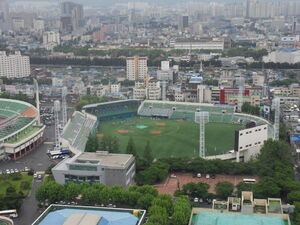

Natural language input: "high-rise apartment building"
[43,31,61,50]
[0,51,30,78]
[178,15,189,31]
[60,1,84,33]
[126,56,148,81]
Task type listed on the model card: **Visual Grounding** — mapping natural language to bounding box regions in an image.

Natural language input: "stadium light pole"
[33,79,40,126]
[62,86,68,127]
[54,100,61,150]
[237,77,244,113]
[196,111,209,158]
[273,98,280,140]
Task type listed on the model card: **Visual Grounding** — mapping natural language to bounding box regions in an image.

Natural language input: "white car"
[10,169,14,173]
[14,169,19,173]
[6,169,10,174]
[194,198,199,203]
[34,173,38,178]
[24,167,30,172]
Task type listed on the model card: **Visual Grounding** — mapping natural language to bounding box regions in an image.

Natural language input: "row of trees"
[36,180,191,225]
[74,95,110,111]
[0,92,36,106]
[226,47,268,60]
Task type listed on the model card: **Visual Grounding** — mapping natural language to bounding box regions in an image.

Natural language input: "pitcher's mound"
[97,133,104,137]
[150,130,162,134]
[176,119,184,122]
[118,129,129,134]
[156,122,166,126]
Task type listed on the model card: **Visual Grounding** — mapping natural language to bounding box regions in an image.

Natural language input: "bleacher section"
[83,100,141,121]
[0,117,34,139]
[139,100,235,119]
[61,111,98,153]
[0,99,30,113]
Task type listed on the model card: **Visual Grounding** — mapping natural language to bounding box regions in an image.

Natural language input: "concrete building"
[252,74,265,86]
[174,39,225,50]
[157,61,173,81]
[0,0,9,30]
[60,1,84,32]
[197,85,212,103]
[263,49,300,64]
[52,151,136,188]
[43,31,60,50]
[147,80,161,100]
[110,83,121,93]
[126,56,148,80]
[189,191,290,225]
[33,19,45,32]
[0,51,30,78]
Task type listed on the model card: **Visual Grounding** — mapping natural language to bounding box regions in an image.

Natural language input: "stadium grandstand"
[82,100,141,121]
[0,98,45,160]
[60,111,98,153]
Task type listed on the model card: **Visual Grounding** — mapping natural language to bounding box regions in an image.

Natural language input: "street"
[0,124,55,225]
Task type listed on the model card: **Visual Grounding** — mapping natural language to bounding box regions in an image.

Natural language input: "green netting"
[193,212,286,225]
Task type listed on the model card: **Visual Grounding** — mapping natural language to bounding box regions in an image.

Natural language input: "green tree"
[101,136,119,153]
[236,182,254,196]
[85,135,99,152]
[182,182,210,198]
[171,196,191,225]
[254,178,281,199]
[126,137,137,157]
[148,205,169,225]
[143,141,154,165]
[215,181,234,199]
[137,193,155,210]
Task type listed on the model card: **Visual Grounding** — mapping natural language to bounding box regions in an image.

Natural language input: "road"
[0,124,55,225]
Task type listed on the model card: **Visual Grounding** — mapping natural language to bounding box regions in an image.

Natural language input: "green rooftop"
[192,212,286,225]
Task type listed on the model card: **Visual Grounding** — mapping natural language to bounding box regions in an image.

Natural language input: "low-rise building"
[52,151,136,188]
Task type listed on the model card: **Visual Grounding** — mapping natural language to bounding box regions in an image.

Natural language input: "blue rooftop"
[35,208,140,225]
[278,48,298,53]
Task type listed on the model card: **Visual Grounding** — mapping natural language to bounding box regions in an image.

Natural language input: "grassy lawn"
[98,117,243,158]
[0,173,33,196]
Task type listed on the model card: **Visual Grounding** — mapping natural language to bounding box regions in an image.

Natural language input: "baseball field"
[98,117,243,158]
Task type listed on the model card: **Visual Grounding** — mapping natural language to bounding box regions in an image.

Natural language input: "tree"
[148,205,169,225]
[143,141,154,165]
[85,135,99,152]
[182,182,210,198]
[254,178,281,199]
[126,137,137,157]
[236,182,254,196]
[287,191,300,203]
[137,193,155,210]
[100,136,119,153]
[171,196,191,225]
[215,181,234,199]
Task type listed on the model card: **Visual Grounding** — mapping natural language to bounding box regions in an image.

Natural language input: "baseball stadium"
[0,98,45,160]
[78,100,274,161]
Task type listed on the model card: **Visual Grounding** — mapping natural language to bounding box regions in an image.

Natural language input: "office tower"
[0,51,30,78]
[60,1,84,32]
[0,0,8,30]
[126,57,148,81]
[292,17,297,34]
[178,15,189,31]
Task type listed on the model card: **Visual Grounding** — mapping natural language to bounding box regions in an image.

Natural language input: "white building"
[43,31,61,50]
[133,87,147,99]
[33,19,45,32]
[126,56,148,80]
[157,61,173,81]
[147,81,161,100]
[197,85,212,103]
[0,51,30,78]
[263,49,300,64]
[173,40,224,50]
[110,83,121,93]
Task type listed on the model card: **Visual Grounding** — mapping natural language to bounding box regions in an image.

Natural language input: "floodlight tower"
[33,79,40,125]
[54,100,61,150]
[62,86,68,127]
[162,81,167,101]
[196,111,209,158]
[273,98,280,140]
[237,77,245,113]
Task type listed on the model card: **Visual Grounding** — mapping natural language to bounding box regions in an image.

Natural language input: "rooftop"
[32,205,146,225]
[77,151,133,168]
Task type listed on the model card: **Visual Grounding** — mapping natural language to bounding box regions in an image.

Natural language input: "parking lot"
[155,173,259,195]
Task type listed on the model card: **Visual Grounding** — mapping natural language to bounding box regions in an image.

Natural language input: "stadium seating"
[0,117,33,139]
[0,100,29,113]
[83,100,141,121]
[61,111,98,152]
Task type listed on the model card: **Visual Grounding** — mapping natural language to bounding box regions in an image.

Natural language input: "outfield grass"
[0,173,33,196]
[98,117,243,158]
